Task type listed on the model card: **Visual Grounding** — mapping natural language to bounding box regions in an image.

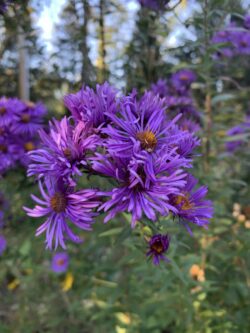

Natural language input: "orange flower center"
[180,74,189,81]
[136,130,157,152]
[0,144,7,153]
[21,113,31,123]
[174,194,193,210]
[0,107,6,115]
[151,240,164,254]
[24,142,35,152]
[57,258,66,266]
[50,192,67,213]
[63,148,72,159]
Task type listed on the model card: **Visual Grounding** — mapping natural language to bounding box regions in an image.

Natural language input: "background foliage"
[0,1,249,332]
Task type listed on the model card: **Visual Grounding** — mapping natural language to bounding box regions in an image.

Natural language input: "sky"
[36,0,67,52]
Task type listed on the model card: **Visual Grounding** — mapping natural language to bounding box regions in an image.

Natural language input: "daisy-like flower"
[0,0,12,14]
[232,31,250,55]
[0,136,20,174]
[170,175,213,231]
[93,149,187,227]
[146,234,170,265]
[150,79,169,98]
[51,252,69,273]
[64,82,118,130]
[23,178,100,249]
[12,101,47,136]
[244,14,250,29]
[171,69,196,92]
[0,97,15,127]
[28,117,98,184]
[103,92,185,159]
[226,125,245,152]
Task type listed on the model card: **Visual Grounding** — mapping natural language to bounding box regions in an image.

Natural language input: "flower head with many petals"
[28,117,98,184]
[147,234,170,265]
[170,175,213,231]
[24,178,100,249]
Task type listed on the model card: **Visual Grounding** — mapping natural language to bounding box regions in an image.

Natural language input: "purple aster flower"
[0,211,4,228]
[211,30,231,44]
[103,92,185,159]
[11,101,47,136]
[244,14,250,29]
[170,175,213,231]
[0,235,7,255]
[93,149,187,227]
[0,97,15,127]
[150,79,169,98]
[232,31,250,55]
[146,234,170,265]
[51,252,69,273]
[171,69,196,92]
[179,119,201,134]
[28,117,98,184]
[0,0,12,14]
[226,125,245,152]
[64,82,118,130]
[24,178,100,249]
[139,0,170,11]
[0,136,20,174]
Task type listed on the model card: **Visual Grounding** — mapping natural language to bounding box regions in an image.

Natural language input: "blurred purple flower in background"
[0,97,47,175]
[0,234,7,255]
[244,14,250,29]
[147,234,170,265]
[171,69,196,92]
[139,0,170,11]
[0,0,12,14]
[226,116,250,152]
[51,252,69,273]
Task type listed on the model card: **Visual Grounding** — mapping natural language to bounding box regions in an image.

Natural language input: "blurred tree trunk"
[97,0,107,83]
[81,0,93,85]
[18,28,29,100]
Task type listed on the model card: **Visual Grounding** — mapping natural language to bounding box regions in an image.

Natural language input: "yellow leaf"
[61,272,74,292]
[115,326,127,333]
[7,278,20,290]
[115,312,131,325]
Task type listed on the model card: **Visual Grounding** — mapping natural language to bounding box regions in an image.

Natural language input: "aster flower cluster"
[226,115,250,153]
[211,14,250,59]
[151,69,201,134]
[0,97,47,175]
[25,82,213,265]
[139,0,170,11]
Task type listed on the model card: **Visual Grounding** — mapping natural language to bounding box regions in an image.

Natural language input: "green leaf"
[98,227,123,238]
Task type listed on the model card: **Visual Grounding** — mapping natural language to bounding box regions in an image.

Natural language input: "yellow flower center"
[151,240,164,254]
[174,194,193,210]
[63,148,72,159]
[57,258,66,266]
[136,130,157,152]
[24,142,35,152]
[180,74,189,81]
[50,192,67,213]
